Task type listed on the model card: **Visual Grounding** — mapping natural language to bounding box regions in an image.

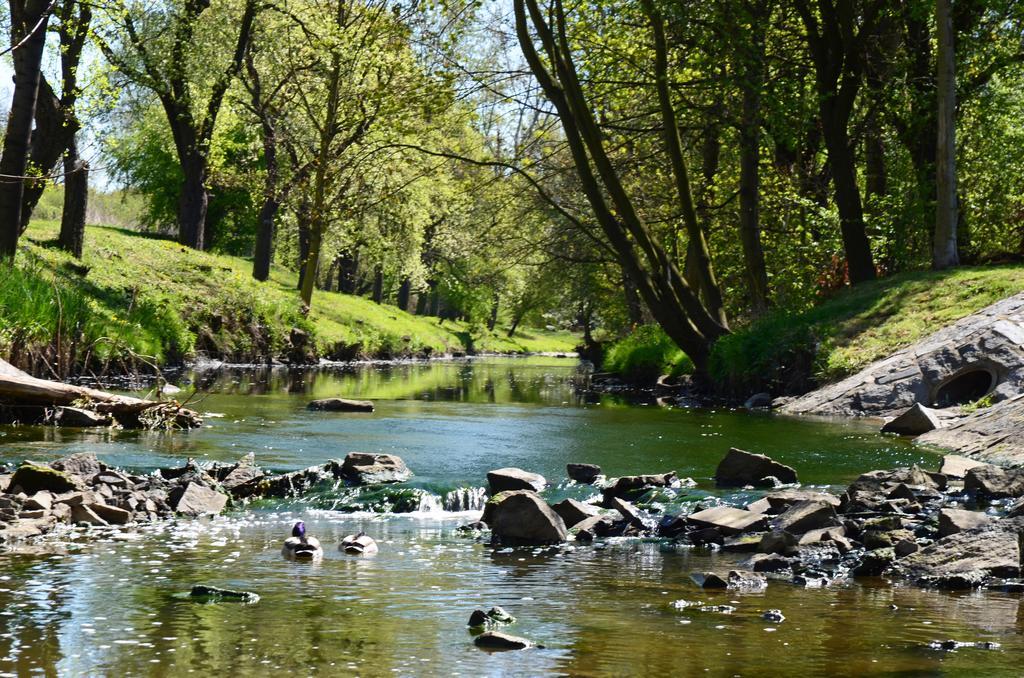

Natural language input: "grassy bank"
[604,265,1024,394]
[1,222,577,376]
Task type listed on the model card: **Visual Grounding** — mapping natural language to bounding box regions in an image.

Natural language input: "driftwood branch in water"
[0,359,202,429]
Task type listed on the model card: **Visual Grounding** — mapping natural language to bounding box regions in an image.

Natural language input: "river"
[0,357,1020,675]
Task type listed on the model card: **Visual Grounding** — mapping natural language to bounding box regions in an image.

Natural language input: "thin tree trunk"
[0,0,51,257]
[933,0,959,269]
[397,277,411,312]
[622,263,643,326]
[371,265,383,304]
[252,198,278,281]
[487,292,499,331]
[296,205,311,291]
[58,141,87,258]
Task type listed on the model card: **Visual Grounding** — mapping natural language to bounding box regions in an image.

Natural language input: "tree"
[933,0,959,269]
[96,0,258,250]
[0,0,53,258]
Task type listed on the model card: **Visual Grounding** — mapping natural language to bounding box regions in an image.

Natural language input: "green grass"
[602,325,693,382]
[709,265,1024,395]
[1,222,577,375]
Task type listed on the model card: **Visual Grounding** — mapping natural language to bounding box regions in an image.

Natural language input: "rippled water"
[0,358,1020,676]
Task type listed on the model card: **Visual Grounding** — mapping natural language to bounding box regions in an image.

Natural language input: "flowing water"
[0,357,1021,676]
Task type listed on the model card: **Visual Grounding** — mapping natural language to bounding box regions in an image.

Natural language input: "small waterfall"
[443,487,488,512]
[415,491,444,513]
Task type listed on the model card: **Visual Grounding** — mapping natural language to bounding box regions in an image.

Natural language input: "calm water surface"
[0,358,1020,676]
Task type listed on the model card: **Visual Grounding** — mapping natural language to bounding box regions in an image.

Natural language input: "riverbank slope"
[1,222,577,376]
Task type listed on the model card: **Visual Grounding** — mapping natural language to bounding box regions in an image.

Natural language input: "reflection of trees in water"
[0,556,70,676]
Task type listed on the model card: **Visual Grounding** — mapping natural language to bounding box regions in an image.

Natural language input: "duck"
[340,531,378,555]
[282,521,323,561]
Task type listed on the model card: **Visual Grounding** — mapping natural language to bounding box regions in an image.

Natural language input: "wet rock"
[894,539,920,558]
[689,527,725,546]
[566,463,601,484]
[964,464,1024,498]
[486,490,568,545]
[50,452,103,478]
[938,508,991,538]
[307,398,375,413]
[720,533,764,552]
[927,639,1001,651]
[231,463,337,499]
[1007,498,1024,519]
[168,482,228,517]
[762,609,786,623]
[468,606,516,628]
[986,579,1024,593]
[845,466,940,496]
[91,503,131,525]
[573,514,618,542]
[939,454,985,479]
[771,500,841,535]
[759,530,798,555]
[797,525,846,546]
[745,553,793,573]
[687,506,767,536]
[601,472,678,502]
[727,570,767,590]
[486,467,546,494]
[853,548,895,576]
[881,403,942,435]
[606,496,647,530]
[341,453,411,485]
[691,572,728,589]
[455,521,488,535]
[190,585,260,604]
[70,504,108,527]
[897,518,1023,585]
[10,464,81,494]
[764,489,841,513]
[917,571,991,590]
[714,448,798,487]
[473,631,531,651]
[551,499,600,528]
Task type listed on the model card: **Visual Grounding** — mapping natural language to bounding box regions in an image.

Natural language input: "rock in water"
[938,454,985,479]
[9,464,81,494]
[938,508,991,538]
[770,500,840,535]
[601,472,678,501]
[566,463,601,484]
[168,482,228,517]
[552,498,600,528]
[307,398,375,413]
[762,609,786,623]
[880,403,943,435]
[714,448,798,487]
[687,506,767,536]
[340,452,412,485]
[964,464,1024,498]
[190,585,260,604]
[473,631,531,650]
[486,490,568,545]
[468,607,516,628]
[51,452,103,478]
[896,518,1023,588]
[486,467,547,494]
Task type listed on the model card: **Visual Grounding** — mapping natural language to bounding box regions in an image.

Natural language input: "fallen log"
[0,359,201,429]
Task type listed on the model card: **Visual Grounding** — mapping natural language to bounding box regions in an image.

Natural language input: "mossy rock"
[10,464,79,494]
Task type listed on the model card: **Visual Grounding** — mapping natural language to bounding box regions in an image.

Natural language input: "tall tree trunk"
[397,277,411,312]
[58,140,87,259]
[252,198,279,281]
[0,0,51,258]
[21,78,69,233]
[622,262,644,326]
[822,117,876,283]
[296,204,311,291]
[337,249,358,293]
[933,0,959,269]
[487,292,499,331]
[177,152,209,250]
[371,265,383,304]
[736,3,770,314]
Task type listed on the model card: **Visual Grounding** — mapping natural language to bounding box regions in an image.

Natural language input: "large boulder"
[687,506,767,536]
[714,449,798,487]
[307,398,375,413]
[880,403,942,435]
[895,518,1023,587]
[551,498,600,528]
[937,508,991,538]
[771,500,841,535]
[9,463,81,494]
[964,464,1024,498]
[341,453,412,485]
[487,467,546,494]
[566,463,601,484]
[169,482,228,517]
[601,472,677,502]
[485,490,567,545]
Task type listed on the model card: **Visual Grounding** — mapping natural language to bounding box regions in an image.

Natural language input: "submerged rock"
[714,448,798,487]
[190,585,260,604]
[473,631,532,650]
[307,398,375,413]
[762,609,786,623]
[486,467,546,494]
[485,490,568,545]
[341,453,412,485]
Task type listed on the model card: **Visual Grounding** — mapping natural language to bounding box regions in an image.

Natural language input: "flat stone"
[307,398,374,412]
[939,455,986,479]
[23,491,52,511]
[797,525,846,546]
[90,503,132,525]
[937,508,991,538]
[897,519,1023,582]
[551,498,599,529]
[771,500,841,535]
[764,489,841,513]
[70,504,108,526]
[607,496,646,530]
[687,506,767,536]
[714,448,798,487]
[168,482,228,517]
[881,403,942,435]
[566,463,601,484]
[487,467,546,494]
[601,472,677,501]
